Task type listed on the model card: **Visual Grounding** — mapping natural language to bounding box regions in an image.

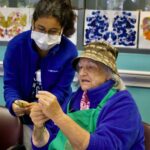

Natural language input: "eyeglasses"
[76,61,100,73]
[34,26,61,35]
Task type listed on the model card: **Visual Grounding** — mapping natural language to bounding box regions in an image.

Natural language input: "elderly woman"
[30,41,144,150]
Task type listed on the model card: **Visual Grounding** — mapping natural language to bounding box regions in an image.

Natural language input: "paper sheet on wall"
[84,9,139,48]
[138,11,150,49]
[0,7,31,41]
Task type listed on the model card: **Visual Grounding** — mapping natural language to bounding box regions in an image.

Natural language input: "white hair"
[99,62,126,91]
[111,73,126,91]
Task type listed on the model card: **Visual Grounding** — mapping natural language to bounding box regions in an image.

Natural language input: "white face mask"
[31,31,61,51]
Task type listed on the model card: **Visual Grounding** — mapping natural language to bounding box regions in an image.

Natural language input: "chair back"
[143,122,150,150]
[0,106,23,150]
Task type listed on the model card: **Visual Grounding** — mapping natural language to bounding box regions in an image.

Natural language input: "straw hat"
[72,41,118,74]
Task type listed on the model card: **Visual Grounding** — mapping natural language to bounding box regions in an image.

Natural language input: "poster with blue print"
[84,10,139,48]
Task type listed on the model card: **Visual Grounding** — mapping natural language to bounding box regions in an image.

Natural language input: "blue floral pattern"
[84,10,138,48]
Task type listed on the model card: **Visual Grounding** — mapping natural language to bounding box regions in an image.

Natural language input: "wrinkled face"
[33,16,62,35]
[77,58,109,91]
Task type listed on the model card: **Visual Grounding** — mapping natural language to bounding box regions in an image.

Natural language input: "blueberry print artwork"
[113,11,137,46]
[84,10,139,48]
[85,10,109,44]
[139,11,150,49]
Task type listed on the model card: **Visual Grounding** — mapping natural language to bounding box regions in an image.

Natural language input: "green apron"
[49,88,116,150]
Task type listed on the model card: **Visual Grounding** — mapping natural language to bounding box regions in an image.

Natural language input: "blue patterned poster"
[84,10,139,48]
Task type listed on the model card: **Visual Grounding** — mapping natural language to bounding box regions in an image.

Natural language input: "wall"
[0,46,5,106]
[117,53,150,123]
[127,87,150,124]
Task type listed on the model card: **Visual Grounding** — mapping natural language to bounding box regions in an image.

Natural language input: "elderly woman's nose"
[79,67,87,75]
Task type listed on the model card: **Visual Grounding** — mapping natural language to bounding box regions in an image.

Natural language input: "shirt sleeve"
[3,40,21,116]
[32,120,59,150]
[31,130,51,150]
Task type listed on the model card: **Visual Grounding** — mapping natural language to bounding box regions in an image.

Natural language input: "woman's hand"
[36,91,90,149]
[30,103,49,128]
[31,104,50,147]
[12,100,31,116]
[36,91,64,122]
[26,102,37,115]
[12,100,37,116]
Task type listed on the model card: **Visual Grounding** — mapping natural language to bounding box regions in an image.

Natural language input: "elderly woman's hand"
[30,103,49,128]
[36,91,64,122]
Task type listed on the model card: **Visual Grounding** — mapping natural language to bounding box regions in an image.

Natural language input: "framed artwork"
[84,9,139,48]
[0,7,31,41]
[138,11,150,49]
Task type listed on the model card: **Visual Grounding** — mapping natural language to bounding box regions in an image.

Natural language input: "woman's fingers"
[30,104,49,126]
[37,91,54,97]
[13,102,26,116]
[36,91,56,101]
[30,103,48,118]
[36,91,57,108]
[38,96,50,106]
[35,91,64,122]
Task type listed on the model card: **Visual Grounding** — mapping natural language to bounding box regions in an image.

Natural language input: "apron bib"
[49,88,116,150]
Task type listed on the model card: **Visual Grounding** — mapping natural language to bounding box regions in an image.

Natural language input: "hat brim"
[72,55,119,75]
[72,55,103,70]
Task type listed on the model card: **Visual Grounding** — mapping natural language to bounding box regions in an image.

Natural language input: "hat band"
[81,51,117,73]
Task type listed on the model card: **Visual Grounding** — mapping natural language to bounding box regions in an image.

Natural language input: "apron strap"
[97,88,117,109]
